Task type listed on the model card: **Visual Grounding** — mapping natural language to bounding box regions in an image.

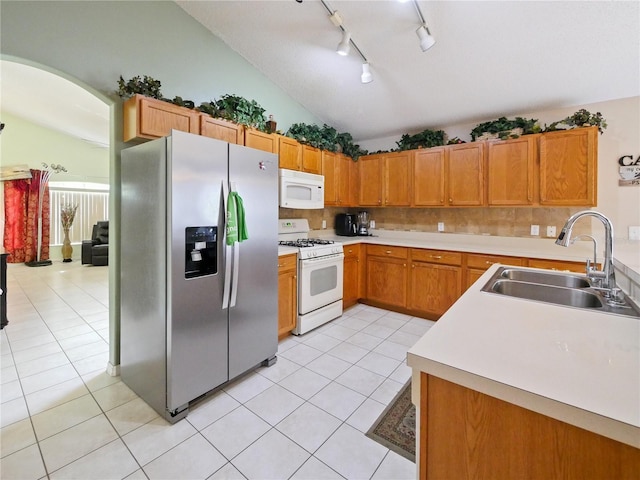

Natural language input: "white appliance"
[278,219,344,334]
[279,169,324,209]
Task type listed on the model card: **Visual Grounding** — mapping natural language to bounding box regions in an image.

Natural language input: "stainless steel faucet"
[571,234,599,283]
[555,210,617,293]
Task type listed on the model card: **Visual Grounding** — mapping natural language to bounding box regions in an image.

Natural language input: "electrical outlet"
[370,220,375,229]
[629,226,640,240]
[322,220,327,229]
[530,225,540,236]
[438,222,445,232]
[547,226,556,238]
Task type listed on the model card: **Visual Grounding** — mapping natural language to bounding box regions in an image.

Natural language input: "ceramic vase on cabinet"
[61,228,72,262]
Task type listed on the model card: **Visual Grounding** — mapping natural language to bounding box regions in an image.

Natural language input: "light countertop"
[407,263,640,448]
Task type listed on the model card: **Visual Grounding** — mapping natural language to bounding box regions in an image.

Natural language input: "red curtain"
[3,169,50,263]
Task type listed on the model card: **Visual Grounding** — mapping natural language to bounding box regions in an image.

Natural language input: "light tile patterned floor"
[1,261,435,479]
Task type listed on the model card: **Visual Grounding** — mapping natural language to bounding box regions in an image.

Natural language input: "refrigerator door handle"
[221,180,233,310]
[230,242,240,308]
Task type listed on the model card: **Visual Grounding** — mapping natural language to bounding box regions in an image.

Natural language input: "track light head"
[336,31,351,56]
[416,25,435,52]
[361,63,373,84]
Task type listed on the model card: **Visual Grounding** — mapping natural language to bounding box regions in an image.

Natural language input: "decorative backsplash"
[279,206,590,238]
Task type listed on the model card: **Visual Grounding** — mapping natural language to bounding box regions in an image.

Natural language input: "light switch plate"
[530,225,540,236]
[370,220,376,229]
[322,220,327,229]
[629,226,640,240]
[547,226,556,237]
[438,222,445,232]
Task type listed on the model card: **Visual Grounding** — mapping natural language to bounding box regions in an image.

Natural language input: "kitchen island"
[407,263,640,479]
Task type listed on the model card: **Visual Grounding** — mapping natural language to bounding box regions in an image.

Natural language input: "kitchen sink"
[490,279,603,308]
[499,268,591,289]
[481,266,640,317]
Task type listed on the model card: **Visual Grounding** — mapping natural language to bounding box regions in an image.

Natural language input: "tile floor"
[0,261,435,479]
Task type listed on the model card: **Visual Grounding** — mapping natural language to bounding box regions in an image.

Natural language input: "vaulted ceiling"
[178,0,640,142]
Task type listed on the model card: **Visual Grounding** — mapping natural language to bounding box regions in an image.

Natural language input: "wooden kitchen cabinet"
[409,249,462,318]
[301,145,322,175]
[123,94,199,142]
[465,253,525,290]
[418,373,639,480]
[323,151,357,207]
[539,126,597,206]
[343,244,361,308]
[487,135,538,206]
[365,245,408,308]
[278,254,297,338]
[244,128,278,153]
[359,154,384,206]
[385,151,412,206]
[278,135,302,170]
[413,148,446,206]
[447,142,485,206]
[199,115,244,145]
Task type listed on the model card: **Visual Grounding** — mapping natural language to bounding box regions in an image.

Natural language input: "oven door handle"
[300,253,344,266]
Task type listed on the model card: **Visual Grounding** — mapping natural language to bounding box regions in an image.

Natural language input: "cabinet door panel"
[414,148,446,206]
[385,152,412,206]
[278,255,297,337]
[366,257,407,307]
[359,155,383,206]
[279,136,301,170]
[200,116,244,145]
[487,137,536,205]
[409,263,461,316]
[447,143,485,206]
[302,145,322,174]
[245,129,278,153]
[323,151,338,205]
[539,127,597,206]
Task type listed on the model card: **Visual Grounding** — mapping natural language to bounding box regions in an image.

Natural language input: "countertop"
[406,263,640,448]
[280,229,639,278]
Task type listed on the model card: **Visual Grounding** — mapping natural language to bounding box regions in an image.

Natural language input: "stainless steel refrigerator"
[120,130,278,423]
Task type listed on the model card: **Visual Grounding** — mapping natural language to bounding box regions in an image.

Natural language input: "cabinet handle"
[403,264,407,267]
[431,255,442,259]
[277,263,283,267]
[449,198,453,203]
[386,250,392,254]
[294,275,297,279]
[485,261,495,265]
[412,264,415,268]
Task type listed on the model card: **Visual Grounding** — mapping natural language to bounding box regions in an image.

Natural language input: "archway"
[0,56,118,372]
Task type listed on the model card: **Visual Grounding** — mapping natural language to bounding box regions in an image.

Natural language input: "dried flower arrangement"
[60,203,78,230]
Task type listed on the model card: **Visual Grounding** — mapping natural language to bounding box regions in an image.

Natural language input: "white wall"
[359,96,640,239]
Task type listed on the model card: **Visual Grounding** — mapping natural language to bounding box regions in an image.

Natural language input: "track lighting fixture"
[416,24,436,52]
[413,0,436,52]
[336,31,351,56]
[320,0,373,84]
[360,63,373,84]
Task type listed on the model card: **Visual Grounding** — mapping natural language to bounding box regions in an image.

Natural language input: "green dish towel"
[226,191,249,245]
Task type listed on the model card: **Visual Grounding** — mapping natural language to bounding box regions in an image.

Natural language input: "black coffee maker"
[335,213,357,236]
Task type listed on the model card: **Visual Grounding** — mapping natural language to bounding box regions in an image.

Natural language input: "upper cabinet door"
[413,148,446,206]
[539,127,597,206]
[447,143,485,206]
[487,135,537,206]
[322,151,338,206]
[278,136,302,170]
[358,154,383,206]
[301,145,322,174]
[124,95,199,141]
[244,128,278,153]
[385,152,412,206]
[199,115,244,145]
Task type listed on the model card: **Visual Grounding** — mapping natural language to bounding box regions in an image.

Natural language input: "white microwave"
[279,169,324,209]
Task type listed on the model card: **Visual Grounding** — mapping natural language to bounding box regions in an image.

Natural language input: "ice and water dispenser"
[185,227,218,278]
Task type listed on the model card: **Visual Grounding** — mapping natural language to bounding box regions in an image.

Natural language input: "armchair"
[82,221,109,266]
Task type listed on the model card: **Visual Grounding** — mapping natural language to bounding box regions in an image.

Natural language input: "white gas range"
[278,219,344,335]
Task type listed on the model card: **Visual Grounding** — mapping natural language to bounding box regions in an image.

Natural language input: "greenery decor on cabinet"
[470,117,540,141]
[117,75,163,100]
[396,129,446,151]
[545,109,607,134]
[200,94,267,130]
[286,123,367,161]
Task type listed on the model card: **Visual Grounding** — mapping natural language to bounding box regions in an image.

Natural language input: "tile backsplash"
[279,206,590,238]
